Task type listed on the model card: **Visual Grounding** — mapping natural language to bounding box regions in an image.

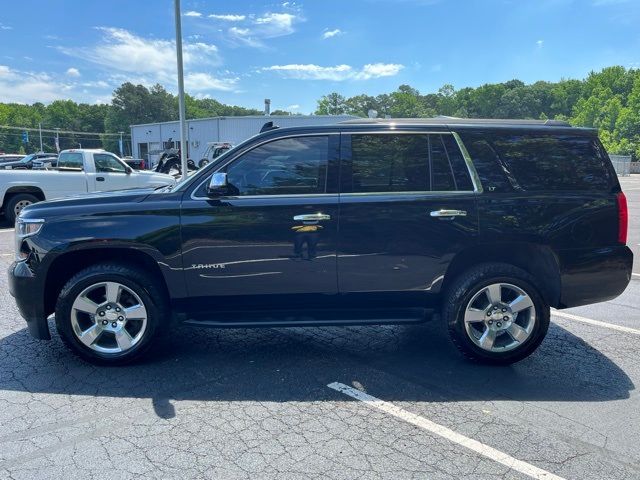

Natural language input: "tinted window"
[350,134,429,192]
[348,134,473,193]
[488,133,612,191]
[225,136,328,196]
[57,152,84,171]
[457,133,514,193]
[430,135,456,191]
[462,131,613,193]
[441,135,474,191]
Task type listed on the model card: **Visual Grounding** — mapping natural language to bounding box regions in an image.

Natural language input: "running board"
[181,307,431,328]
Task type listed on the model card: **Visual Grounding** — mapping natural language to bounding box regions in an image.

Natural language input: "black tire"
[55,263,169,366]
[5,193,39,223]
[198,158,209,169]
[443,263,550,365]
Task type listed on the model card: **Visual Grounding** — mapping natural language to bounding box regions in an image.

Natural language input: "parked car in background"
[198,142,233,168]
[122,156,146,170]
[1,152,58,170]
[0,154,25,163]
[0,148,175,222]
[7,118,632,366]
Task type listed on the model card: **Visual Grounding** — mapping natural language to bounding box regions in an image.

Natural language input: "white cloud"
[66,67,80,77]
[322,28,343,39]
[287,104,300,110]
[60,28,221,78]
[536,39,544,47]
[254,13,297,37]
[0,65,74,103]
[184,72,238,91]
[358,63,404,79]
[227,10,303,47]
[184,10,202,17]
[0,23,12,30]
[57,27,238,95]
[209,14,246,21]
[262,62,404,81]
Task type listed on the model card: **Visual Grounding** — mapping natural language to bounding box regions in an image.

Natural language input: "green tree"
[315,93,347,115]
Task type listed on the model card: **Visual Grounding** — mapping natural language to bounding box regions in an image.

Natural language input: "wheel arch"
[3,186,46,206]
[442,242,561,308]
[43,247,171,316]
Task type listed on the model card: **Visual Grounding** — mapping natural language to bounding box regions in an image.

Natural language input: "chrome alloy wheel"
[13,199,33,217]
[70,281,148,354]
[463,282,536,353]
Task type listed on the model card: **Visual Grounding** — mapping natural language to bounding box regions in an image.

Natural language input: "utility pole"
[174,0,188,180]
[118,131,124,157]
[55,128,60,153]
[38,123,43,152]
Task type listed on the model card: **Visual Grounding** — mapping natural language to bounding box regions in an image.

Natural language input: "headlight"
[15,218,44,261]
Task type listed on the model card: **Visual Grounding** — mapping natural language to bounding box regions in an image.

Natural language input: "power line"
[0,124,130,137]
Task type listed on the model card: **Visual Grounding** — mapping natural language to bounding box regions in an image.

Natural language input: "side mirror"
[207,172,229,196]
[125,167,133,174]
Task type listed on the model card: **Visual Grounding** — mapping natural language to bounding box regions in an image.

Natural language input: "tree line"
[0,83,262,155]
[315,66,640,159]
[1,66,639,159]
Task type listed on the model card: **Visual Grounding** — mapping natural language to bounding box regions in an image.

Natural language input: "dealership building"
[130,114,355,166]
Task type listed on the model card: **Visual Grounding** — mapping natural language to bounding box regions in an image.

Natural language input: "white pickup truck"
[0,149,175,223]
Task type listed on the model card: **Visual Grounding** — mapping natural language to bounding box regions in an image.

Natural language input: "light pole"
[174,0,188,180]
[119,131,124,157]
[55,128,60,153]
[38,123,43,152]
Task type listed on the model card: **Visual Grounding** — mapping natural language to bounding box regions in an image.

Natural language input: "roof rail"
[339,117,573,127]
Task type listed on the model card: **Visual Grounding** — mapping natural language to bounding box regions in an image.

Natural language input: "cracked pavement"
[0,176,638,479]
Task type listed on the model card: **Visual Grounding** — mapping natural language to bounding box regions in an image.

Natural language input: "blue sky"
[0,0,639,113]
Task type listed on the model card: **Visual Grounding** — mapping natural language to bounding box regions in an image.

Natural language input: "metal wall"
[610,155,632,177]
[131,115,356,166]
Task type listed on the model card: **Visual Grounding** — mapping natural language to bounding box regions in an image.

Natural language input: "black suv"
[9,118,633,365]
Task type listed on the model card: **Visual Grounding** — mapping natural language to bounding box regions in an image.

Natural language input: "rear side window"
[460,132,613,192]
[347,133,474,193]
[57,152,84,171]
[491,134,612,191]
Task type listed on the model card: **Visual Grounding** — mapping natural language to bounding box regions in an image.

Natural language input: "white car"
[0,149,175,223]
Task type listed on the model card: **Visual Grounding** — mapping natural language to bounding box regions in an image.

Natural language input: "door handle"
[430,209,467,218]
[96,176,105,181]
[293,213,331,221]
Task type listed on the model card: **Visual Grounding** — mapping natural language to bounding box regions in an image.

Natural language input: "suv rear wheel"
[55,263,168,365]
[444,263,550,365]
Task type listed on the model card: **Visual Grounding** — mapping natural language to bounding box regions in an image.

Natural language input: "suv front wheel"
[55,263,168,365]
[444,263,550,365]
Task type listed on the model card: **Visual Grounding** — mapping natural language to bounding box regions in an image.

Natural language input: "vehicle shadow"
[0,319,633,419]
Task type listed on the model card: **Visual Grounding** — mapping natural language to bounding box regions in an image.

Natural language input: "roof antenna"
[260,121,279,133]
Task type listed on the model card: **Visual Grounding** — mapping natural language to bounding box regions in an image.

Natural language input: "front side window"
[94,154,127,173]
[57,152,84,171]
[348,133,473,193]
[224,136,329,196]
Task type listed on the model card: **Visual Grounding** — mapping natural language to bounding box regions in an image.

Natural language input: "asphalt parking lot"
[0,176,638,480]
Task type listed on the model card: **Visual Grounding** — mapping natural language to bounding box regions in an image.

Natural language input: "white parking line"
[0,228,14,233]
[328,382,565,480]
[632,273,640,278]
[552,310,640,336]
